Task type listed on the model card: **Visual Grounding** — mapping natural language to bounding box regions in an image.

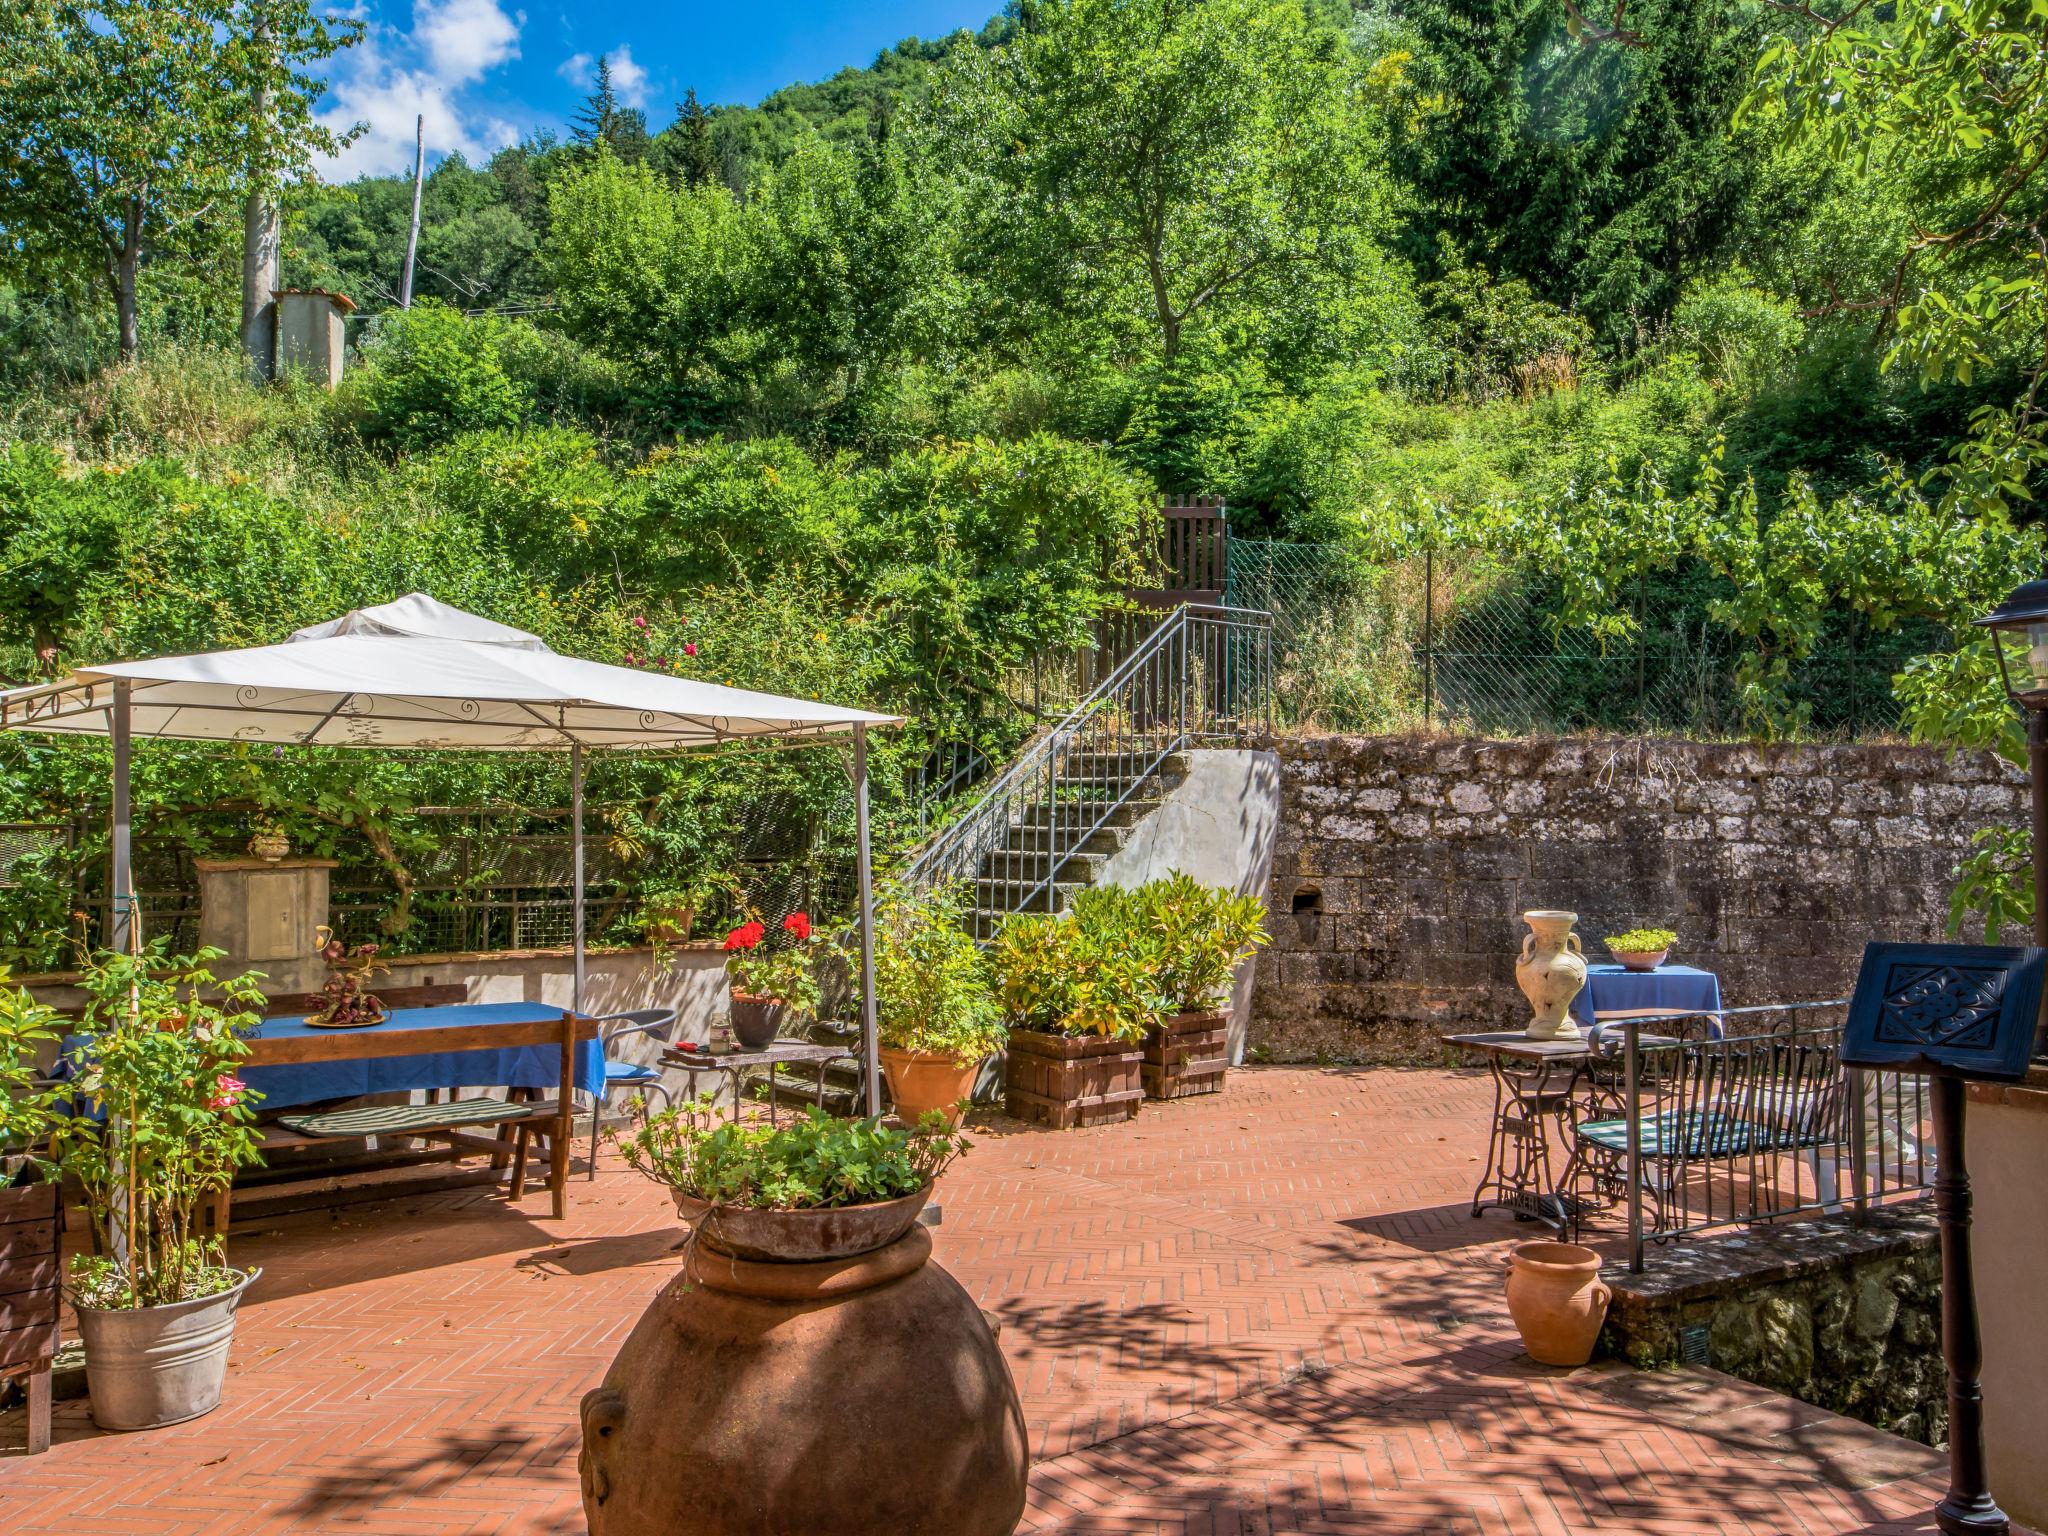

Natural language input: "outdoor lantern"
[1976,578,2048,952]
[1975,577,2048,702]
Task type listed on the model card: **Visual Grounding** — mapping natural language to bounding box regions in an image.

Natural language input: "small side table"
[661,1040,862,1126]
[1445,1031,1674,1239]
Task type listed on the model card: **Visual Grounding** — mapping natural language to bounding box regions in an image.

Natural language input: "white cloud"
[607,46,649,109]
[414,0,522,84]
[556,44,651,109]
[316,1,526,180]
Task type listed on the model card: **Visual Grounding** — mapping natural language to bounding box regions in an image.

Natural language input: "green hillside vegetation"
[1,0,2044,957]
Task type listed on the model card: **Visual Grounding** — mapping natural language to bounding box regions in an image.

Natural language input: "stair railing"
[898,603,1273,919]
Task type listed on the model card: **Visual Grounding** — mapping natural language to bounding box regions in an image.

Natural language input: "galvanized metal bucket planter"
[74,1266,261,1431]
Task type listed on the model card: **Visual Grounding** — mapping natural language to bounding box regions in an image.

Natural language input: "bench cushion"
[278,1098,549,1140]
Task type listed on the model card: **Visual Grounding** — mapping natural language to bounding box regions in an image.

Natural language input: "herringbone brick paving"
[0,1066,1988,1534]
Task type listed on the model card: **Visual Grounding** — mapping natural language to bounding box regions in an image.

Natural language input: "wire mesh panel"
[1227,540,1947,740]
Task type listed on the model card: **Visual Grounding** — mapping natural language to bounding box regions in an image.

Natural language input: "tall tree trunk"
[116,197,143,363]
[241,190,279,382]
[241,6,279,384]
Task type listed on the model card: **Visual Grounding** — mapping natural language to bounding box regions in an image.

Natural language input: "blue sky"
[317,0,998,180]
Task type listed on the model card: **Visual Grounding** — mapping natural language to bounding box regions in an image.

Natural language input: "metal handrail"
[898,603,1273,921]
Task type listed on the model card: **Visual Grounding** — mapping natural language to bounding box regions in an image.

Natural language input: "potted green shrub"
[872,883,1006,1129]
[1126,874,1270,1100]
[991,892,1157,1129]
[641,871,731,956]
[53,943,268,1431]
[719,909,841,1050]
[1604,927,1677,972]
[0,967,65,1450]
[591,1105,1025,1534]
[619,1102,968,1261]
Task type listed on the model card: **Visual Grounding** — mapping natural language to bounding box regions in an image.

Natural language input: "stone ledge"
[1609,1204,1937,1310]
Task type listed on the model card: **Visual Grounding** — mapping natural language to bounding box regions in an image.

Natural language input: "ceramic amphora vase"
[1504,1241,1611,1367]
[580,1225,1027,1535]
[1514,910,1587,1041]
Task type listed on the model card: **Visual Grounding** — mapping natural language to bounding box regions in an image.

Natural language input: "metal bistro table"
[1446,1029,1677,1238]
[660,1038,863,1125]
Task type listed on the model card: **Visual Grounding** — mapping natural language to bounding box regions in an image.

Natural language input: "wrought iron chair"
[586,1007,682,1177]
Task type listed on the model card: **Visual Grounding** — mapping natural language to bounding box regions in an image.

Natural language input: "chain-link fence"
[1227,539,1951,740]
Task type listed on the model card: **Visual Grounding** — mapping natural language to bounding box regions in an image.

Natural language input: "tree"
[542,152,745,387]
[0,0,358,362]
[571,55,650,165]
[1749,0,2048,933]
[950,0,1392,364]
[672,88,721,188]
[1389,0,1769,347]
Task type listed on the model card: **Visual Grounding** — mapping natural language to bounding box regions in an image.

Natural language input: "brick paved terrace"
[0,1066,1989,1535]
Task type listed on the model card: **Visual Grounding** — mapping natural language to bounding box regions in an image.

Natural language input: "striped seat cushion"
[1575,1110,1767,1160]
[278,1098,546,1139]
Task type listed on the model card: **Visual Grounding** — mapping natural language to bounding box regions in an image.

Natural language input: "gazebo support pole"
[110,680,134,955]
[571,744,586,1017]
[109,679,133,1265]
[854,723,880,1116]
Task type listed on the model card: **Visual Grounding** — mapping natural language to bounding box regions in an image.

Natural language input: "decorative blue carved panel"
[1843,942,2046,1081]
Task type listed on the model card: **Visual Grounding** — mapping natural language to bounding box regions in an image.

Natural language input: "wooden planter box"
[1141,1009,1230,1100]
[0,1178,61,1454]
[1004,1028,1142,1130]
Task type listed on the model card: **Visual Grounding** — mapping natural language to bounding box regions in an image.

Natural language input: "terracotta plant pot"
[1504,1241,1611,1367]
[580,1225,1027,1535]
[669,1184,933,1263]
[727,992,785,1051]
[645,907,694,945]
[1610,948,1669,973]
[878,1045,982,1128]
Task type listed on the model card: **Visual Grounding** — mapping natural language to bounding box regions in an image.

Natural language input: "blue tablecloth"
[235,1002,603,1110]
[1572,963,1723,1033]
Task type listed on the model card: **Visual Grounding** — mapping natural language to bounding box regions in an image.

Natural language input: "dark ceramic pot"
[727,993,784,1051]
[668,1183,932,1263]
[580,1225,1027,1536]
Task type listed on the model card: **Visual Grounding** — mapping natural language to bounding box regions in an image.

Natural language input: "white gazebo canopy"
[0,594,897,1111]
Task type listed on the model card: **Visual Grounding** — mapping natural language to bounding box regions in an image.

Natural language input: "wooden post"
[552,1012,575,1218]
[399,115,424,309]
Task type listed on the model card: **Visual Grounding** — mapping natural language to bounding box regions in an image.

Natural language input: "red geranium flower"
[782,912,811,941]
[722,921,765,952]
[683,641,698,657]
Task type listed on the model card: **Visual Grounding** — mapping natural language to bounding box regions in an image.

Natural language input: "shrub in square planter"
[1140,1010,1230,1100]
[991,901,1149,1129]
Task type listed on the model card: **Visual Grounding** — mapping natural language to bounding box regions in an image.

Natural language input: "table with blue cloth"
[1572,963,1724,1037]
[242,1002,601,1219]
[237,1002,604,1108]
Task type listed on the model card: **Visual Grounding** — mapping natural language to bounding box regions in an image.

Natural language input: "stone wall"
[1602,1208,1945,1446]
[1253,735,2026,1061]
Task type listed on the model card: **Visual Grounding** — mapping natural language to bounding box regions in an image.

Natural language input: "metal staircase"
[901,603,1274,938]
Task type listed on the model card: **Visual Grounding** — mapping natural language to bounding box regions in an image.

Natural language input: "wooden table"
[1444,1030,1677,1238]
[242,1006,600,1219]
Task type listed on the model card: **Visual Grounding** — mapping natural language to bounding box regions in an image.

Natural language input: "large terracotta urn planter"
[1504,1241,1610,1367]
[1003,1027,1142,1129]
[1514,910,1587,1041]
[1139,1010,1229,1100]
[579,1223,1028,1535]
[878,1046,981,1129]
